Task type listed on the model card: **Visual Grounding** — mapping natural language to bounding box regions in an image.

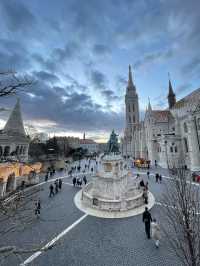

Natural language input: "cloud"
[90,69,107,90]
[93,44,110,56]
[0,0,36,32]
[33,71,60,83]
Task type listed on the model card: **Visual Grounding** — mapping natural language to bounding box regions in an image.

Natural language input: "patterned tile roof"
[151,110,171,123]
[173,88,200,110]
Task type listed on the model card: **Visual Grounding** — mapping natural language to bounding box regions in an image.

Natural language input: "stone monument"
[75,130,154,218]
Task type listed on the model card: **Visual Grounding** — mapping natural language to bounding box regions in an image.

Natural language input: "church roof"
[3,99,26,136]
[172,88,200,110]
[151,110,172,123]
[80,139,96,144]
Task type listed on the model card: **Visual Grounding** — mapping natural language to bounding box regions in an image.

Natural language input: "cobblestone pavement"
[0,159,185,266]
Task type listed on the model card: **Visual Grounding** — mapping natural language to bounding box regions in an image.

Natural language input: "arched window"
[129,116,131,123]
[132,104,135,111]
[170,147,173,153]
[128,104,131,113]
[16,146,20,155]
[20,146,23,154]
[184,138,188,153]
[132,116,135,123]
[183,122,188,133]
[174,146,178,153]
[4,146,10,156]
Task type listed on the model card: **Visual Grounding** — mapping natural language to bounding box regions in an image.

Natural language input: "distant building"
[79,133,98,154]
[0,99,29,162]
[121,66,200,171]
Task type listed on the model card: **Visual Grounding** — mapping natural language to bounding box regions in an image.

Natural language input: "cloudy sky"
[0,0,199,142]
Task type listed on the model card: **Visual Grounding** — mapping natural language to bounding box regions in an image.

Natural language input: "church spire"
[167,73,176,109]
[148,97,152,111]
[128,65,133,87]
[4,98,26,136]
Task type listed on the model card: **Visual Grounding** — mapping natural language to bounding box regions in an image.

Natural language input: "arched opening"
[0,146,3,157]
[16,146,20,155]
[20,146,23,155]
[184,138,188,153]
[4,146,10,157]
[23,146,27,155]
[6,173,15,193]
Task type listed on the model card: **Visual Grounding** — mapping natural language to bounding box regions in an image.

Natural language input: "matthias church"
[121,66,200,171]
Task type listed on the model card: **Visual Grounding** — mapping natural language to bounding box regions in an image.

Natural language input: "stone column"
[187,116,200,171]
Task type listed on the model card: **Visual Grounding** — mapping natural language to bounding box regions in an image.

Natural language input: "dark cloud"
[52,41,80,62]
[33,71,60,83]
[90,69,107,90]
[134,49,174,70]
[181,58,200,77]
[0,0,36,32]
[93,44,110,56]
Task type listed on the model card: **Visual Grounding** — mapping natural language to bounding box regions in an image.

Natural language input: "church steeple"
[167,74,176,109]
[148,97,152,111]
[127,65,136,94]
[4,98,26,136]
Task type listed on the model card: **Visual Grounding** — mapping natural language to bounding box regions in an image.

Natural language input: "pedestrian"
[145,181,149,191]
[142,207,152,239]
[55,179,59,193]
[91,167,93,173]
[49,184,54,197]
[73,177,76,187]
[45,172,49,182]
[147,171,150,179]
[143,188,148,204]
[58,179,62,190]
[77,177,82,187]
[155,173,159,183]
[155,160,157,168]
[151,218,161,248]
[83,175,87,185]
[136,173,140,179]
[140,179,145,187]
[35,199,41,218]
[159,174,162,183]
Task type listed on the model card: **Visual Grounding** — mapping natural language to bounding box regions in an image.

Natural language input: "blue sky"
[0,0,199,142]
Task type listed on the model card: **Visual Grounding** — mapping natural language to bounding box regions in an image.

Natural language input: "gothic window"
[183,122,188,133]
[174,146,178,153]
[4,146,10,156]
[132,115,135,123]
[129,116,131,123]
[128,105,131,113]
[170,147,173,153]
[132,104,135,112]
[183,138,188,153]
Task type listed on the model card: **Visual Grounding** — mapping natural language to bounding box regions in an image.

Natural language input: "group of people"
[45,167,56,181]
[49,178,63,197]
[72,176,87,187]
[143,207,161,248]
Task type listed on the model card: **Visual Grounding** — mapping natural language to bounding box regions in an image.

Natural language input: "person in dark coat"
[159,174,162,183]
[55,180,59,193]
[49,184,54,197]
[83,176,87,185]
[147,171,150,179]
[73,177,76,187]
[35,199,41,217]
[45,172,49,182]
[140,179,145,187]
[143,207,152,239]
[155,173,159,183]
[58,179,62,190]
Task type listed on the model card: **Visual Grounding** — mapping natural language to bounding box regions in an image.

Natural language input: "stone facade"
[122,67,200,171]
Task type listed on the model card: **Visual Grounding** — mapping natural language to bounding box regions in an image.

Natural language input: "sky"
[0,0,199,142]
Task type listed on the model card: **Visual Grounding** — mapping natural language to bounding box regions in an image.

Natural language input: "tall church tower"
[124,65,140,157]
[168,78,176,109]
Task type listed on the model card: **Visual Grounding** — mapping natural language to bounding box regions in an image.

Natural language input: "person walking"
[159,174,162,183]
[49,184,54,197]
[147,171,150,179]
[73,177,76,187]
[45,172,49,182]
[55,179,59,193]
[155,173,159,183]
[142,207,152,239]
[83,175,87,185]
[35,199,41,218]
[151,218,161,248]
[143,188,148,204]
[58,179,62,190]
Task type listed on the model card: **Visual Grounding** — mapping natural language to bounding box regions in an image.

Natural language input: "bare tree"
[161,166,200,266]
[0,71,33,97]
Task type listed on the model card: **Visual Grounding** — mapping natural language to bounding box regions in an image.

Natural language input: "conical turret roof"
[4,99,26,136]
